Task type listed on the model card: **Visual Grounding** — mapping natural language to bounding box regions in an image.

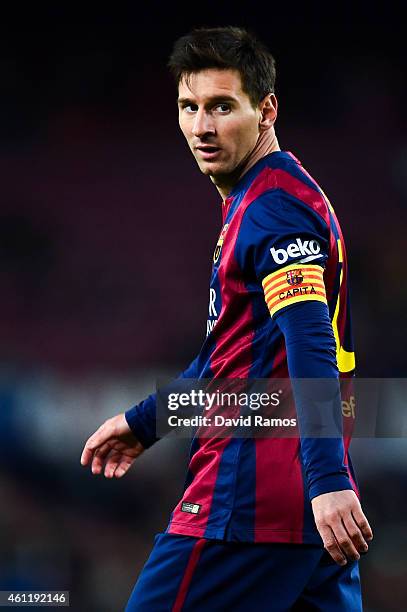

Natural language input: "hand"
[80,413,145,478]
[311,489,373,565]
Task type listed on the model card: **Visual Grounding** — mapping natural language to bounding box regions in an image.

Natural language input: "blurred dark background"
[0,5,406,611]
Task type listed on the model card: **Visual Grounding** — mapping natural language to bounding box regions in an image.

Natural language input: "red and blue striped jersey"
[126,151,358,544]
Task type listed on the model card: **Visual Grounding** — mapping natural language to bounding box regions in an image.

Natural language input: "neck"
[214,129,280,201]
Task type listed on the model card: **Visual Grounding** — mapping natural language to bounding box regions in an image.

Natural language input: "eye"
[183,104,198,113]
[215,103,231,114]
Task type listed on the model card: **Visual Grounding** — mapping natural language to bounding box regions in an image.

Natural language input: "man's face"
[177,69,261,180]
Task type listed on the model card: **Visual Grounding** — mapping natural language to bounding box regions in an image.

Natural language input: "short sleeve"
[235,190,330,319]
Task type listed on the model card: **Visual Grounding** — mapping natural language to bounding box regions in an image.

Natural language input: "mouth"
[195,145,221,160]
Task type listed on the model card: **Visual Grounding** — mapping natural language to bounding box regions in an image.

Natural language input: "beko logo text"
[270,238,321,264]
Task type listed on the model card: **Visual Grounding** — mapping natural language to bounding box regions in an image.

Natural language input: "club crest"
[286,269,303,285]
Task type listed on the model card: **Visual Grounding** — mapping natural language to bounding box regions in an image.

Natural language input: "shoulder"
[240,184,329,238]
[243,153,331,228]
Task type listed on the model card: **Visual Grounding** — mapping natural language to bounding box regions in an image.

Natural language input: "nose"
[192,109,215,138]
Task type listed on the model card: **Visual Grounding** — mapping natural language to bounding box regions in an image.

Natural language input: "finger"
[352,507,373,542]
[103,451,122,478]
[81,423,110,466]
[341,515,369,554]
[91,442,113,474]
[81,443,96,466]
[331,521,360,562]
[318,525,347,566]
[114,459,134,478]
[104,448,136,478]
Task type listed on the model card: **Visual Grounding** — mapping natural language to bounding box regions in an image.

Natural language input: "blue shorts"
[125,533,362,611]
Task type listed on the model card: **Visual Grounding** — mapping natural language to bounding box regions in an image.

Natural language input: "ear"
[258,94,278,131]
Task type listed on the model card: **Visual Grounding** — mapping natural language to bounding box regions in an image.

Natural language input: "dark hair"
[168,26,276,107]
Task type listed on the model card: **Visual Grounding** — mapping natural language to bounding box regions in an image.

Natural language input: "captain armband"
[262,263,327,318]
